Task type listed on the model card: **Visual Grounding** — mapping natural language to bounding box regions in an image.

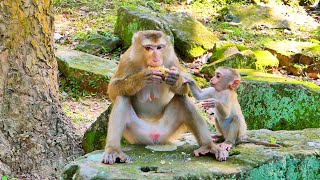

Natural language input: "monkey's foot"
[101,150,130,165]
[219,142,232,151]
[194,146,228,161]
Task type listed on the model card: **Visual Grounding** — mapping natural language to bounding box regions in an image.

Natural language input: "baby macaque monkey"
[183,67,280,151]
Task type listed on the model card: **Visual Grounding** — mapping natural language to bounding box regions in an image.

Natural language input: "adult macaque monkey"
[102,30,228,164]
[183,67,280,151]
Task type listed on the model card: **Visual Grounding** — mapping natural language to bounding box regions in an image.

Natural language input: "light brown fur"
[184,67,280,151]
[102,31,228,164]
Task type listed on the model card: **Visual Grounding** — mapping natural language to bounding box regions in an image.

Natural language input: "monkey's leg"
[212,117,225,143]
[211,134,225,143]
[219,117,240,151]
[102,96,131,164]
[168,95,228,161]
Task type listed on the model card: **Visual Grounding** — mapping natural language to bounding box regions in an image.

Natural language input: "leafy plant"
[268,136,277,144]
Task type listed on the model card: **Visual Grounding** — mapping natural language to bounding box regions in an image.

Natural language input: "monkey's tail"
[240,138,281,147]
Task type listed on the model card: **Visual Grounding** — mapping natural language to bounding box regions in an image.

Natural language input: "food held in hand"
[148,66,167,75]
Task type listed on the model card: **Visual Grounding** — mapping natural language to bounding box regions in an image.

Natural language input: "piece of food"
[148,66,167,75]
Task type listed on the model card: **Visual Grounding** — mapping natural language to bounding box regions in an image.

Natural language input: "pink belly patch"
[149,132,160,144]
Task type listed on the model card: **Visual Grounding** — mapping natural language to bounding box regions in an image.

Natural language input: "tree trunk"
[0,0,82,178]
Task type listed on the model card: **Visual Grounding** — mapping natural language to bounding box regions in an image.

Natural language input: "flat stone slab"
[56,47,117,95]
[61,129,320,179]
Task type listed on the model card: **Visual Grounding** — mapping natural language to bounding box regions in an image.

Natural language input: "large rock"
[82,105,112,154]
[75,34,121,55]
[252,50,279,71]
[61,128,320,179]
[265,41,320,76]
[162,13,219,59]
[114,6,218,60]
[200,43,255,76]
[220,4,319,31]
[56,47,117,95]
[114,6,173,48]
[200,44,279,76]
[238,69,320,130]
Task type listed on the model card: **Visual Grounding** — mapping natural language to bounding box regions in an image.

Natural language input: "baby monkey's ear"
[230,79,240,90]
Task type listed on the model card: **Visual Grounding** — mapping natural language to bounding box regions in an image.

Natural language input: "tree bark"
[0,0,82,178]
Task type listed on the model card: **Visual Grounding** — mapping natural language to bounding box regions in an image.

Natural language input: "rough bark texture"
[0,0,82,178]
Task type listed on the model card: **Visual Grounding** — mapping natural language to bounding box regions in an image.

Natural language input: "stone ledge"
[61,128,320,179]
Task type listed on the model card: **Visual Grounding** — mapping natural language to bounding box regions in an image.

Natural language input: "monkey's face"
[210,69,231,91]
[143,44,166,67]
[211,68,240,91]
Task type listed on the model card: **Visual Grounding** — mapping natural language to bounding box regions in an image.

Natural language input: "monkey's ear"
[230,79,240,89]
[132,32,140,44]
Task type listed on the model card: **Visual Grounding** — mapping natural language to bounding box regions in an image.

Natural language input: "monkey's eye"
[216,73,221,78]
[144,46,153,51]
[156,44,166,50]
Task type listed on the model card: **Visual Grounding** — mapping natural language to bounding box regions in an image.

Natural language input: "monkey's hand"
[102,147,130,165]
[181,73,194,84]
[164,66,180,86]
[197,98,218,108]
[145,69,164,84]
[194,145,228,161]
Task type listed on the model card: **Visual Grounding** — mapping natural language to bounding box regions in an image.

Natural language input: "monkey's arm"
[108,72,146,101]
[166,68,189,95]
[107,61,147,101]
[171,75,189,95]
[187,80,215,100]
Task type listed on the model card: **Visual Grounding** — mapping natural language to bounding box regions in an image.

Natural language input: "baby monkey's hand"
[196,98,217,108]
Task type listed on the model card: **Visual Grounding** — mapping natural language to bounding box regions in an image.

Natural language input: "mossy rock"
[61,129,320,179]
[200,45,255,76]
[223,4,318,31]
[238,69,320,130]
[56,47,117,95]
[82,105,112,154]
[114,6,173,49]
[75,34,121,54]
[114,6,219,60]
[252,50,279,71]
[82,105,129,153]
[265,41,320,74]
[162,12,219,60]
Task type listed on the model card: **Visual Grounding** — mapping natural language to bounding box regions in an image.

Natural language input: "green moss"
[237,69,320,130]
[115,6,218,59]
[189,46,206,57]
[238,69,320,92]
[114,6,173,49]
[209,43,236,62]
[56,47,116,96]
[247,156,320,179]
[194,76,209,89]
[265,41,320,57]
[201,54,256,76]
[163,12,218,58]
[253,50,279,71]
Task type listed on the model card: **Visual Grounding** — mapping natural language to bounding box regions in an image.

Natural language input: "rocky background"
[53,0,320,179]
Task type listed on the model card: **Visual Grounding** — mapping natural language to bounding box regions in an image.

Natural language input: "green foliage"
[268,136,277,144]
[112,48,122,61]
[73,31,95,43]
[60,75,96,99]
